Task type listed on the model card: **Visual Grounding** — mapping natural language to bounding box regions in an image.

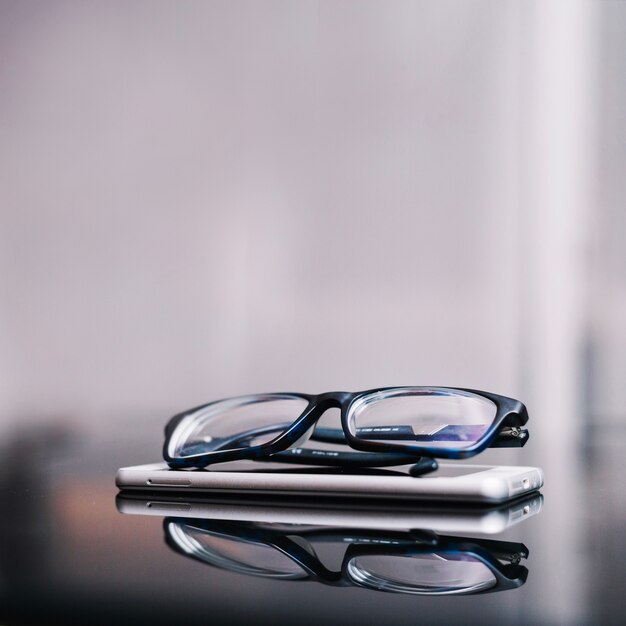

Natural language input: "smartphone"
[116,489,543,535]
[116,462,543,504]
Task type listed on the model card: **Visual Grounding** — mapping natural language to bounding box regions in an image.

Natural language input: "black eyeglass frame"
[163,386,529,469]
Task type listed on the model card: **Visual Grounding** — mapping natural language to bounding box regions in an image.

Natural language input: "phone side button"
[146,478,192,487]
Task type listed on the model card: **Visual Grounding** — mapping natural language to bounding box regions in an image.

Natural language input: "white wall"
[1,1,524,425]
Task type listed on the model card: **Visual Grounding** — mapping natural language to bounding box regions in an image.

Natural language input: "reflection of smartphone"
[116,490,543,535]
[116,462,543,504]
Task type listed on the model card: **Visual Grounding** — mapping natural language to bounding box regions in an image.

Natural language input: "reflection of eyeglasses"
[163,387,529,469]
[164,519,529,596]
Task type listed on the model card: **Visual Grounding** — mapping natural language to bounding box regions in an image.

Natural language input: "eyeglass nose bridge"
[293,392,354,434]
[311,391,354,409]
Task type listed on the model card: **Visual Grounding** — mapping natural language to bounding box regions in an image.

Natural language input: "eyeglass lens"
[348,388,498,449]
[169,394,309,459]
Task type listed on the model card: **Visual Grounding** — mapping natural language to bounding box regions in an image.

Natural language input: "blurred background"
[0,1,625,625]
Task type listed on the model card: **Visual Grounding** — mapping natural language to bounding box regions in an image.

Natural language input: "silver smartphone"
[116,462,543,504]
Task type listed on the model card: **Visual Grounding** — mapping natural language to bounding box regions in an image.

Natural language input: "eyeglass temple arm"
[202,426,437,472]
[265,448,438,475]
[311,426,529,448]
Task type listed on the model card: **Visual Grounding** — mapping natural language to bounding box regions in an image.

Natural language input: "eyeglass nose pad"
[291,423,316,448]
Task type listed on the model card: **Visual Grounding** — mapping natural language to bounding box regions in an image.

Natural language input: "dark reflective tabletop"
[1,422,624,626]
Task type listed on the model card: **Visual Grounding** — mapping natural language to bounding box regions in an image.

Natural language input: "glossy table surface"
[1,422,624,626]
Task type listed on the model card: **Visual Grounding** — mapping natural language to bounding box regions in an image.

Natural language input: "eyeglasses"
[165,519,529,596]
[163,386,529,469]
